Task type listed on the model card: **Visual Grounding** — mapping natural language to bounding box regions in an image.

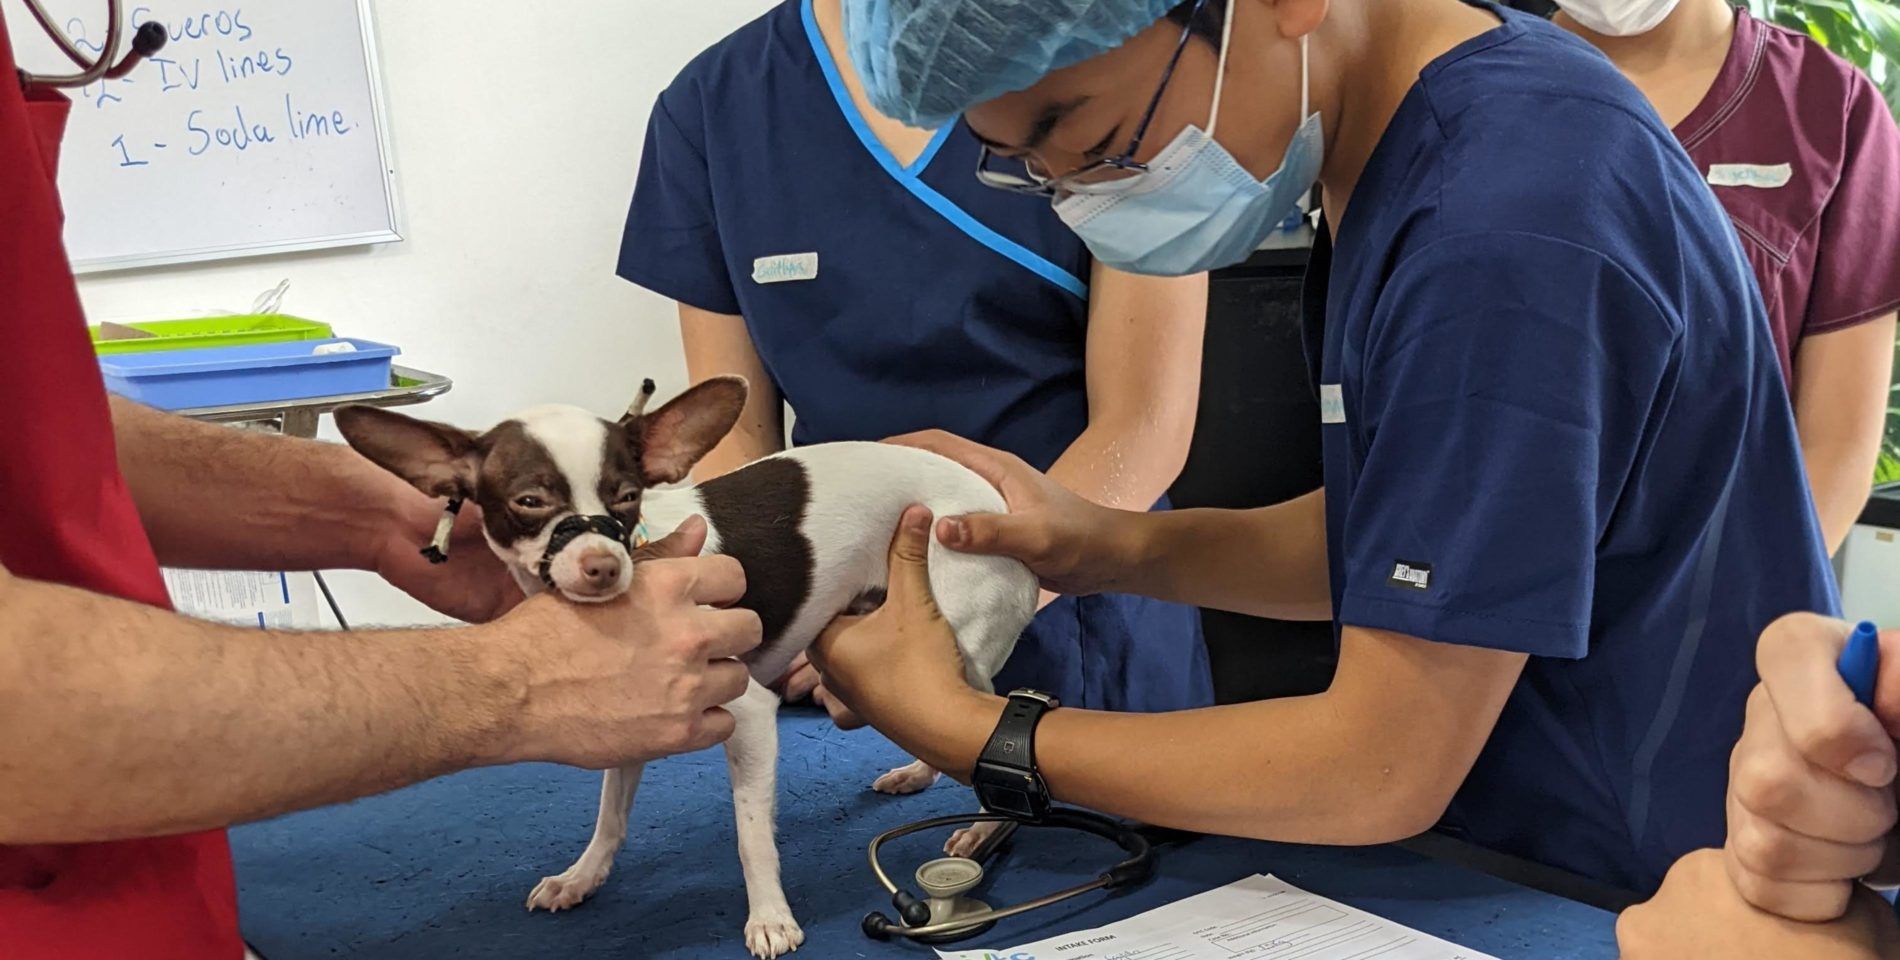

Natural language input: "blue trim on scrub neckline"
[905,122,956,174]
[799,0,1088,300]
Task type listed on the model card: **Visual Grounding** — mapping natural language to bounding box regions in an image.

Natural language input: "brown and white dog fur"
[334,377,1037,958]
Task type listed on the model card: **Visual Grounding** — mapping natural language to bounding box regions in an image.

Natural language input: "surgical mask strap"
[1300,36,1309,121]
[1204,14,1309,140]
[1206,0,1237,136]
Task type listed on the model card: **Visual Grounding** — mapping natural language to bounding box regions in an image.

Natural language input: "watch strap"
[973,690,1058,821]
[979,691,1054,772]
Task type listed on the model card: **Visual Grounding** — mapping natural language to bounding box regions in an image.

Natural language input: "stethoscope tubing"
[18,0,165,90]
[19,0,121,86]
[865,810,1157,941]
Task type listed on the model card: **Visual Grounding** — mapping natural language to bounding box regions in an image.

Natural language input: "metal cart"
[173,365,453,438]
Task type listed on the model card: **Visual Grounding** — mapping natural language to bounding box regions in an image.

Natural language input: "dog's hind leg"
[525,763,644,912]
[727,679,804,958]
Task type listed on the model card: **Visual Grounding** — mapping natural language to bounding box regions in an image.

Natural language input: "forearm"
[1059,265,1203,512]
[692,411,784,482]
[110,396,420,572]
[679,305,786,481]
[1112,490,1332,619]
[0,565,521,843]
[1039,425,1190,609]
[1046,422,1186,512]
[1792,317,1896,556]
[878,626,1520,846]
[898,689,1436,845]
[1802,444,1878,556]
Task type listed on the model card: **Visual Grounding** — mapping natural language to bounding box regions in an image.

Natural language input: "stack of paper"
[935,874,1499,960]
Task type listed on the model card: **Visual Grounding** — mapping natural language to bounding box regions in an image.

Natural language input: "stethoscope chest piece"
[910,857,996,942]
[863,809,1159,945]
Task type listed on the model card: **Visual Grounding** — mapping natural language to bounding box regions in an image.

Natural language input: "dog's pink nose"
[579,552,622,591]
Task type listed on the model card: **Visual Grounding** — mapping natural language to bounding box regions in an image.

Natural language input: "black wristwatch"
[972,689,1059,822]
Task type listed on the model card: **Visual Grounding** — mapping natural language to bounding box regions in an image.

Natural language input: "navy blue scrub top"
[1302,5,1838,894]
[616,0,1211,713]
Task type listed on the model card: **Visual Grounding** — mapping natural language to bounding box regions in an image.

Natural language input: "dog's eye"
[614,490,640,506]
[514,495,546,510]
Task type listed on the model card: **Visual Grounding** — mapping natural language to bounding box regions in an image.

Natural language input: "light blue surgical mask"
[1056,24,1324,277]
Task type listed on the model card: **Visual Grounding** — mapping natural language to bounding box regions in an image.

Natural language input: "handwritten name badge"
[1707,163,1793,189]
[752,252,819,285]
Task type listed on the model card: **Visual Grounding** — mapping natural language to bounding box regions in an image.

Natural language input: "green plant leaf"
[1818,6,1873,63]
[1878,452,1900,485]
[1850,0,1900,58]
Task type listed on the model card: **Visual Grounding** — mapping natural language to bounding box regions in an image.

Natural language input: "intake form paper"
[935,874,1499,960]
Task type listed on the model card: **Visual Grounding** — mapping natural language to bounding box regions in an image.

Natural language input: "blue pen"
[1838,622,1899,903]
[1839,620,1881,708]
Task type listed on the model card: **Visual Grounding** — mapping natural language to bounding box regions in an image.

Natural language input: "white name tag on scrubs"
[1707,163,1793,189]
[752,252,819,284]
[1319,384,1346,424]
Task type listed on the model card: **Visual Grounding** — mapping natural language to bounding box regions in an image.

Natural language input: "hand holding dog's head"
[335,377,749,603]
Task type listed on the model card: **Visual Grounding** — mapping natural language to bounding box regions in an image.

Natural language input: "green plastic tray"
[90,315,335,355]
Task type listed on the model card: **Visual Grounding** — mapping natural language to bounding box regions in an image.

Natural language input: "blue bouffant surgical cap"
[846,0,1182,128]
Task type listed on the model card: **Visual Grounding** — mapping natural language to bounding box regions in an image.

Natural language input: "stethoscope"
[16,0,168,90]
[861,807,1163,945]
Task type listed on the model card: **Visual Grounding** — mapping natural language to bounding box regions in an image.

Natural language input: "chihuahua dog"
[334,377,1037,958]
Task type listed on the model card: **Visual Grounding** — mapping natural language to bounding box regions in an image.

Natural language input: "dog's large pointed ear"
[334,405,483,501]
[628,377,748,485]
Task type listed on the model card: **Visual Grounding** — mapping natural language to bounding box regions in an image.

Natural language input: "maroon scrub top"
[0,10,242,958]
[1675,6,1900,389]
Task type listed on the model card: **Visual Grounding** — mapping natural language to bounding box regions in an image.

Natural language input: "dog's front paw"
[743,908,805,958]
[524,863,610,913]
[871,759,941,795]
[944,819,1007,859]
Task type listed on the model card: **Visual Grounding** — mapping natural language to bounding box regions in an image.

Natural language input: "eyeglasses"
[975,0,1208,197]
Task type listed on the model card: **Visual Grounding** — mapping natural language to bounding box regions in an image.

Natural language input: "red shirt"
[1676,6,1900,389]
[0,12,242,959]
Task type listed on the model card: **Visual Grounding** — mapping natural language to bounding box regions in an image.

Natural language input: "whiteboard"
[6,0,402,272]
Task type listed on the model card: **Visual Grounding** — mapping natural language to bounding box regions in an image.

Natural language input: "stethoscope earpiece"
[891,889,932,928]
[130,21,167,56]
[859,911,900,941]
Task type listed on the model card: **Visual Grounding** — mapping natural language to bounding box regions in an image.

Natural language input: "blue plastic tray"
[100,338,401,411]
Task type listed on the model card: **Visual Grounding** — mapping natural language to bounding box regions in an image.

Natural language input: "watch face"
[983,787,1038,820]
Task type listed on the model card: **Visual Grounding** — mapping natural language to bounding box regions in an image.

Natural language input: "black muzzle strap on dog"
[538,514,634,589]
[419,498,465,565]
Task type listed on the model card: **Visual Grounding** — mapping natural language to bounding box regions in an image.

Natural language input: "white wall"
[69,0,777,627]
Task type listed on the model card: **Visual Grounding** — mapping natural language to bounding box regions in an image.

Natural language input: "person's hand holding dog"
[375,492,524,624]
[491,516,761,769]
[811,506,998,767]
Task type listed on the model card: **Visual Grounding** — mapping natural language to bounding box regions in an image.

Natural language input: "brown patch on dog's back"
[696,457,814,658]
